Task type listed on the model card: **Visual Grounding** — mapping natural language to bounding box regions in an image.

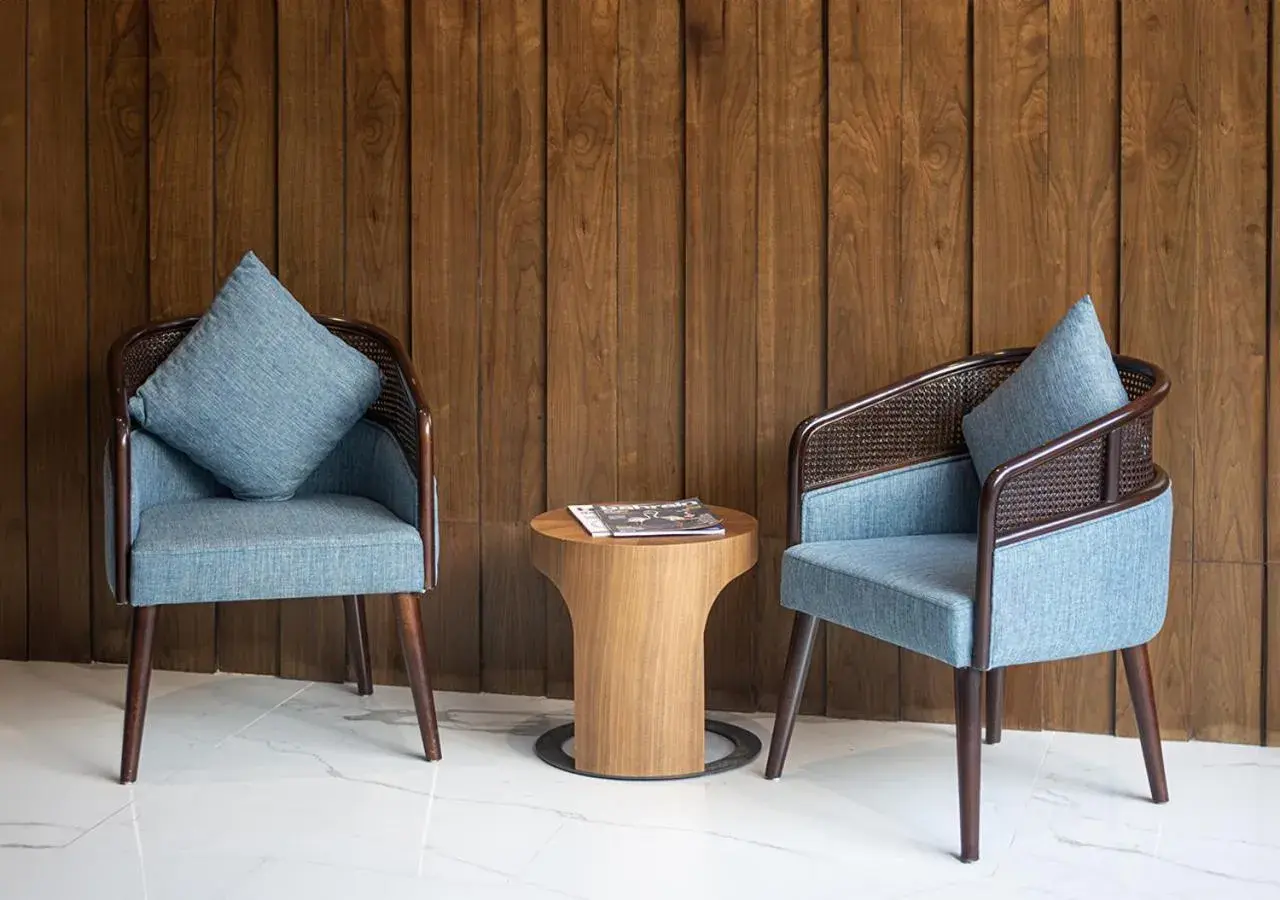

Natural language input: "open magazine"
[568,499,724,538]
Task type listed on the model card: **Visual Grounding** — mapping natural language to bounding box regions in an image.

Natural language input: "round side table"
[529,506,759,780]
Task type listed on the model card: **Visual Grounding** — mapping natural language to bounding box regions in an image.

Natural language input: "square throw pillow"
[129,251,382,500]
[961,295,1130,483]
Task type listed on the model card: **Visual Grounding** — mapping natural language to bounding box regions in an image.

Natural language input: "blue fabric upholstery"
[781,483,1173,668]
[961,296,1130,482]
[129,252,382,500]
[988,485,1172,666]
[129,495,423,607]
[783,534,978,666]
[800,456,980,543]
[106,419,433,603]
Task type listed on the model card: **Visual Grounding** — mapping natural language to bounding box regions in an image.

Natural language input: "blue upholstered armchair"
[106,317,440,783]
[765,350,1172,862]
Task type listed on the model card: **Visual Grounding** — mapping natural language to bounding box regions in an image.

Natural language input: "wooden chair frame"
[108,316,441,784]
[765,349,1172,862]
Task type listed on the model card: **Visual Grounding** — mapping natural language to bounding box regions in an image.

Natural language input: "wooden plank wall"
[0,0,1275,745]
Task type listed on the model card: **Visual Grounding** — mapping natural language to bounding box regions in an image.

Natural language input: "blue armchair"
[766,350,1172,862]
[106,317,440,783]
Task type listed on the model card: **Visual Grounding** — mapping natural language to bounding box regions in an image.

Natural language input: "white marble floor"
[0,661,1277,900]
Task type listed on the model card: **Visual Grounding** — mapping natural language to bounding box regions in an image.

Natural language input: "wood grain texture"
[1195,2,1266,567]
[1190,563,1263,744]
[147,0,216,673]
[1041,0,1120,735]
[1191,1,1267,746]
[1118,0,1198,740]
[27,0,91,662]
[88,0,149,666]
[0,0,26,660]
[756,0,824,716]
[972,0,1050,732]
[1267,566,1279,747]
[530,508,758,777]
[824,0,902,721]
[346,0,408,688]
[479,0,546,696]
[410,0,481,693]
[277,0,347,682]
[545,0,618,700]
[897,0,972,724]
[685,0,758,712]
[618,0,682,503]
[213,0,279,677]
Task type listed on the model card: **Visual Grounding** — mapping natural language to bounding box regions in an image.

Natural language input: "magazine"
[569,499,724,538]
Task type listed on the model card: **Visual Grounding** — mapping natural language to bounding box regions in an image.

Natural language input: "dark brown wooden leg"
[344,595,374,696]
[1121,643,1168,803]
[954,667,982,862]
[765,612,820,779]
[120,606,158,784]
[985,667,1004,745]
[394,592,441,761]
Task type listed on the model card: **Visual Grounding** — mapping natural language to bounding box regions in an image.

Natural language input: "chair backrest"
[795,350,1163,537]
[111,316,421,464]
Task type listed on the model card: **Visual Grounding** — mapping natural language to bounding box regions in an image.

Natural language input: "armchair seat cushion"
[782,534,978,667]
[129,494,424,607]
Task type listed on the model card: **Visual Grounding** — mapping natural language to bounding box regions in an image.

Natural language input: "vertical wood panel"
[27,0,90,662]
[479,0,546,696]
[897,0,972,724]
[277,0,347,682]
[545,0,618,699]
[1189,1,1266,744]
[756,0,824,715]
[1191,564,1263,743]
[213,0,279,677]
[1117,560,1192,739]
[618,0,682,503]
[1118,0,1197,739]
[1041,0,1120,735]
[972,0,1050,732]
[148,0,216,672]
[1268,567,1279,746]
[89,0,149,666]
[347,0,409,687]
[0,0,26,660]
[824,0,902,721]
[686,0,758,712]
[410,0,481,693]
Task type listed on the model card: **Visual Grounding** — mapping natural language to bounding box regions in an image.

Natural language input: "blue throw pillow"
[961,295,1130,484]
[129,252,381,500]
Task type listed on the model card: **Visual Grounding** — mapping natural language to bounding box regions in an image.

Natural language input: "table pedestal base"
[533,719,761,781]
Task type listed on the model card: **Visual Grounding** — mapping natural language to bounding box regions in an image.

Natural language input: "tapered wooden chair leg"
[1121,643,1168,803]
[344,595,374,696]
[765,613,820,780]
[120,606,159,784]
[394,593,441,761]
[985,667,1005,745]
[954,667,982,862]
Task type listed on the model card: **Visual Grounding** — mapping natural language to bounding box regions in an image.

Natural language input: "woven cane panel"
[121,326,193,394]
[800,361,1020,491]
[329,326,420,463]
[993,438,1107,535]
[119,321,420,464]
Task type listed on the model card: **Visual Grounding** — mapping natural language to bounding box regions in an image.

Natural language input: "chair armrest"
[970,360,1171,667]
[104,428,225,603]
[787,352,1026,543]
[320,318,437,592]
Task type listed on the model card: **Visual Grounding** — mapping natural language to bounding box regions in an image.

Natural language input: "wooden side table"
[529,506,759,779]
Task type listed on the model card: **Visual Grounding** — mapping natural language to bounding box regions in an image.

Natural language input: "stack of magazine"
[569,499,724,538]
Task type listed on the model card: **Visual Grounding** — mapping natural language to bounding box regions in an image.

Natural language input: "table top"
[530,505,757,548]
